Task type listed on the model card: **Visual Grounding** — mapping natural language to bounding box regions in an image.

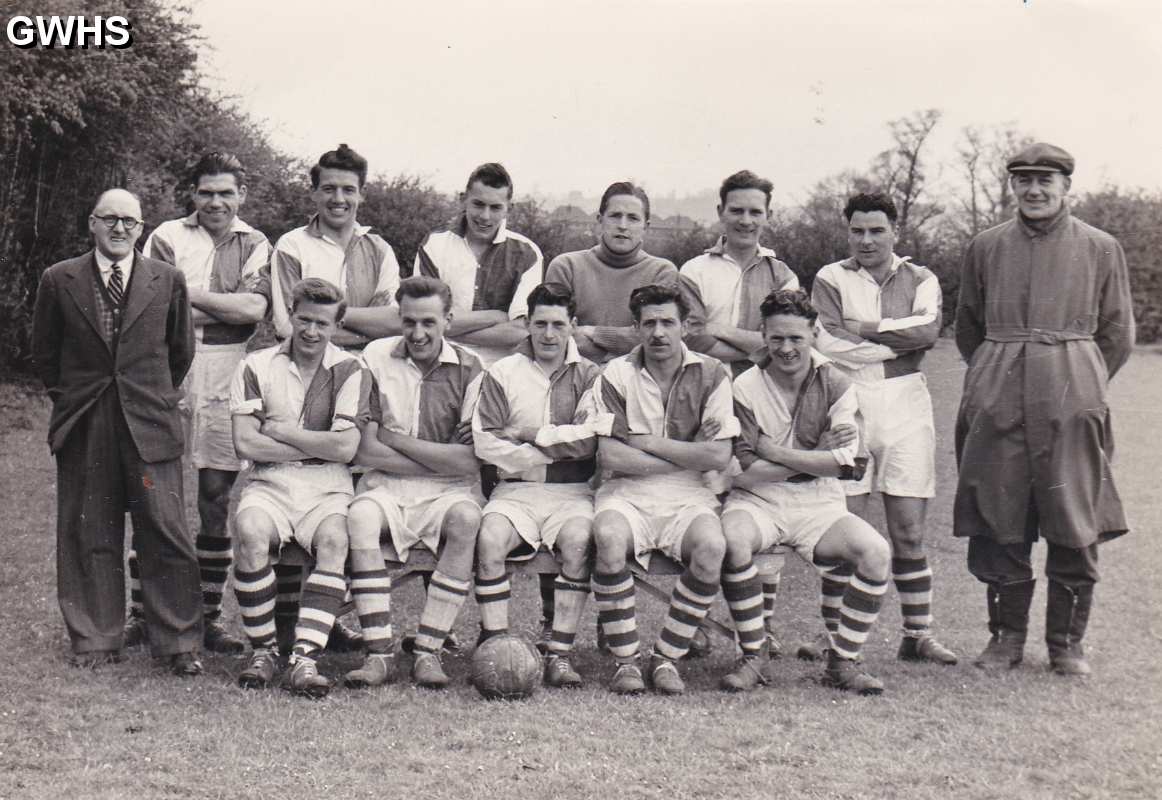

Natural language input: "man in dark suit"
[32,188,204,674]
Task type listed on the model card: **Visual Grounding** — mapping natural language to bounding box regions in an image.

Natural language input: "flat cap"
[1007,142,1074,176]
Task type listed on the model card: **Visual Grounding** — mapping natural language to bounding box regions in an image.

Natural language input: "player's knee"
[346,501,383,550]
[199,470,234,507]
[443,503,482,547]
[687,531,726,576]
[556,527,592,578]
[721,523,755,567]
[234,514,272,565]
[853,531,891,578]
[476,524,510,569]
[313,525,349,568]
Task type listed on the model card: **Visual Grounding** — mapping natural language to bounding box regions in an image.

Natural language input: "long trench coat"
[953,209,1134,548]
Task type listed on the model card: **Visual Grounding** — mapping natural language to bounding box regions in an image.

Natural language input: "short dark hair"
[526,282,576,319]
[843,192,898,224]
[188,151,246,188]
[629,283,688,322]
[310,143,368,188]
[599,181,651,221]
[719,170,773,208]
[466,162,513,199]
[396,275,453,314]
[759,288,817,325]
[291,277,347,320]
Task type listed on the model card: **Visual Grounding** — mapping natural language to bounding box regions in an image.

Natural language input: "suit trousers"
[55,386,202,656]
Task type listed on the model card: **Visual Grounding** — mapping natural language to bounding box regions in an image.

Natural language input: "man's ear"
[1063,176,1073,194]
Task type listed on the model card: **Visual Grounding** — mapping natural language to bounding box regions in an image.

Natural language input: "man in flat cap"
[954,142,1135,677]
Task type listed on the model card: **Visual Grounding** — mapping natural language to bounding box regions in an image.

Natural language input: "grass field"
[0,340,1159,800]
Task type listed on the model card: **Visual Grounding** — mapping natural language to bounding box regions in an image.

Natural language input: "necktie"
[108,262,124,306]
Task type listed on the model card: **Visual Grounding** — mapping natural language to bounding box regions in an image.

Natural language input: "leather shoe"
[169,652,203,677]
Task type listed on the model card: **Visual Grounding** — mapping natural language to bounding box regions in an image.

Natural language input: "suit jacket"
[32,250,195,462]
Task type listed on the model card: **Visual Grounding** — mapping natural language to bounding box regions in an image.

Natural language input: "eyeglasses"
[92,215,142,231]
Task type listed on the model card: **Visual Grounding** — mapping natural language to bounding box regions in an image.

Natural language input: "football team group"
[31,140,1134,699]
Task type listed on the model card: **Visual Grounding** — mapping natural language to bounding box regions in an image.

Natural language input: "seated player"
[344,276,484,690]
[229,278,364,697]
[722,289,891,694]
[591,284,738,695]
[472,283,611,688]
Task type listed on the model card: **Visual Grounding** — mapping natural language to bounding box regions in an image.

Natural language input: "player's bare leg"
[412,501,480,688]
[813,515,890,695]
[344,500,397,688]
[233,508,282,689]
[592,510,644,694]
[884,494,957,665]
[719,511,770,692]
[544,518,592,688]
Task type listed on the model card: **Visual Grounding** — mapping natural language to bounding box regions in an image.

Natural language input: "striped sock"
[234,564,277,649]
[273,562,303,626]
[292,570,347,658]
[475,574,511,641]
[350,553,392,655]
[128,548,144,617]
[818,559,853,637]
[723,561,765,656]
[548,575,589,657]
[832,571,888,660]
[592,569,639,662]
[761,574,780,628]
[196,532,233,620]
[414,571,470,654]
[655,571,718,662]
[893,556,933,637]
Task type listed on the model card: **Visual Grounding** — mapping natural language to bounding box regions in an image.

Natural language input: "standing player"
[680,170,799,374]
[544,181,677,364]
[722,289,891,694]
[679,169,800,651]
[269,143,401,650]
[956,143,1134,677]
[590,284,738,695]
[229,278,364,697]
[413,162,542,367]
[472,283,611,688]
[811,192,957,666]
[270,143,401,348]
[344,276,484,690]
[123,152,270,655]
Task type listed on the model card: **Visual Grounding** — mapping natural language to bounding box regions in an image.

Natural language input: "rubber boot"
[974,579,1034,671]
[1046,581,1093,677]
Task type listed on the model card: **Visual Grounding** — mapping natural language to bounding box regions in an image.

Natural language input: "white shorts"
[595,480,720,569]
[483,481,593,558]
[237,462,353,552]
[353,471,482,561]
[847,372,935,498]
[723,480,850,566]
[180,342,247,471]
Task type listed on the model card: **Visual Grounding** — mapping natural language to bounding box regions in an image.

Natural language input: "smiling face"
[400,293,452,366]
[290,300,342,359]
[718,188,771,253]
[527,303,574,366]
[761,312,814,380]
[597,194,648,256]
[847,210,897,273]
[192,173,246,238]
[1011,171,1070,220]
[311,167,364,234]
[89,190,143,261]
[462,180,510,246]
[634,301,686,364]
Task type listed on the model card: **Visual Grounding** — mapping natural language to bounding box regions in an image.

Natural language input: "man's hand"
[500,425,539,444]
[454,420,475,446]
[842,319,864,336]
[756,434,783,464]
[816,423,857,451]
[188,287,211,305]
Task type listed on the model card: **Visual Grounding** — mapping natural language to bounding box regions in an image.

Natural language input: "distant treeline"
[2,1,1159,376]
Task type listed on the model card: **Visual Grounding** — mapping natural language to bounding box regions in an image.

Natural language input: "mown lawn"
[0,340,1159,800]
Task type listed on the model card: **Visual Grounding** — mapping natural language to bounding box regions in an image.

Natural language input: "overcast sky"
[188,0,1162,204]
